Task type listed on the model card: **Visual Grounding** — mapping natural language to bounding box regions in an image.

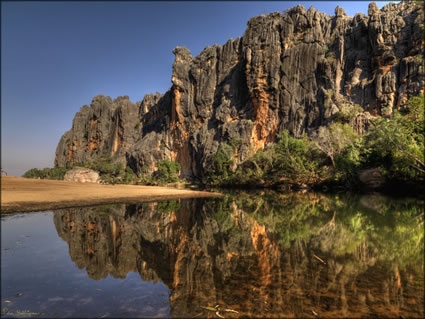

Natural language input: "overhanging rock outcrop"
[55,1,424,179]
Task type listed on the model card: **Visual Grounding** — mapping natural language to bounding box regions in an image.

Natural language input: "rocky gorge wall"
[55,1,424,178]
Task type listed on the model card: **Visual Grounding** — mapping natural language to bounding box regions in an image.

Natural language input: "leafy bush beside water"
[364,95,425,181]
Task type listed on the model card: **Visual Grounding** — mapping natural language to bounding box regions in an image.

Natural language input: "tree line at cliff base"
[23,95,424,193]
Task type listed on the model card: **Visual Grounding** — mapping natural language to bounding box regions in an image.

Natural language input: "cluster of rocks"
[55,1,424,179]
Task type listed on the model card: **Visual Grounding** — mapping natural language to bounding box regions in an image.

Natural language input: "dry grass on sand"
[1,176,221,213]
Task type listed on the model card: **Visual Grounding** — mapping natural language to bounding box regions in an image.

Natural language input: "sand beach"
[1,176,221,213]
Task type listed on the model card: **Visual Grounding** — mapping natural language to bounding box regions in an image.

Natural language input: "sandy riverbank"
[1,176,222,213]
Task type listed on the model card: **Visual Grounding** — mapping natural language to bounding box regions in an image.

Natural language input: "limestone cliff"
[55,1,424,178]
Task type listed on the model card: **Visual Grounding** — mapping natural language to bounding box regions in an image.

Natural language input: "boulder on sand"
[64,167,100,183]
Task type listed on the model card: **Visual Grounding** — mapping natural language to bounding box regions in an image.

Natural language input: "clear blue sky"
[2,1,394,177]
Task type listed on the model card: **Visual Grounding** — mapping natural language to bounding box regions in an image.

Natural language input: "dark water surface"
[1,191,424,318]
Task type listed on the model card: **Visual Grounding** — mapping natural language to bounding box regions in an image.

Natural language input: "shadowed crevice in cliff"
[141,90,173,136]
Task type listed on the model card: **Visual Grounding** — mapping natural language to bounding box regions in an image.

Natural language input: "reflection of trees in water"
[53,192,424,317]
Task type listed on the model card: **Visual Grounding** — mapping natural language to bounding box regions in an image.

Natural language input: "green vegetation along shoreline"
[23,95,424,197]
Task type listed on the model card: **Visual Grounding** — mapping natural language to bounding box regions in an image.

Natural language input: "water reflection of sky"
[1,192,424,318]
[1,212,170,318]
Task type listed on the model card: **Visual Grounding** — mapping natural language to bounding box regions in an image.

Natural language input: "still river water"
[1,191,424,318]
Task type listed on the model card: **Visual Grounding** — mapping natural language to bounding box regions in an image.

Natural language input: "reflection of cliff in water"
[53,192,424,318]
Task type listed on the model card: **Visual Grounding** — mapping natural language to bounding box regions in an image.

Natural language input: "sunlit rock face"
[55,2,424,178]
[53,192,424,318]
[55,95,140,168]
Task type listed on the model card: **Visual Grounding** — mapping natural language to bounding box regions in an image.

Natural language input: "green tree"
[333,103,363,124]
[333,137,363,185]
[204,143,235,185]
[156,159,181,183]
[313,123,358,168]
[231,147,275,186]
[364,95,424,180]
[272,130,324,185]
[22,167,69,180]
[80,157,135,184]
[22,168,44,179]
